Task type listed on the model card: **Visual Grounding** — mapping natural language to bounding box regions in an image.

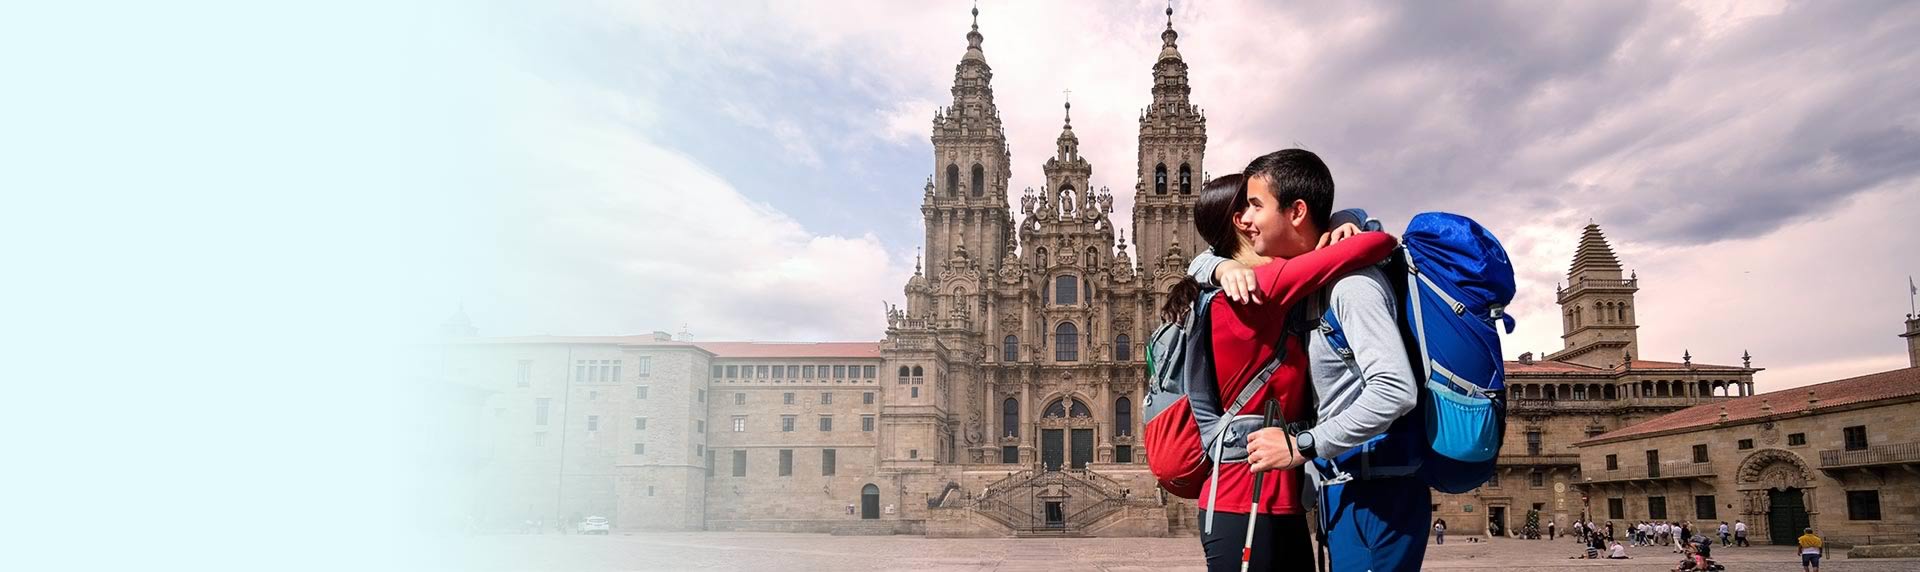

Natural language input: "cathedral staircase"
[938,467,1155,537]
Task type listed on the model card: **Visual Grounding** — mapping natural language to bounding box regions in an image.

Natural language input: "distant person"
[1734,520,1749,547]
[1718,522,1730,546]
[1608,540,1629,559]
[1798,528,1824,572]
[1434,518,1447,545]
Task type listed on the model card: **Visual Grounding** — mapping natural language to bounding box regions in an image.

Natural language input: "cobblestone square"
[455,532,1919,571]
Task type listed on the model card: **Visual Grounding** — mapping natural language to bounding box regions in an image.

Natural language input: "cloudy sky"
[462,0,1920,391]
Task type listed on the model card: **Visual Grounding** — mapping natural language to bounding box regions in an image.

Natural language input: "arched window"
[971,164,985,197]
[1618,303,1627,322]
[1154,163,1168,195]
[1179,163,1192,195]
[1083,278,1091,302]
[1115,396,1133,436]
[1055,275,1078,305]
[1002,335,1019,362]
[1055,322,1079,361]
[898,365,910,379]
[1043,398,1090,418]
[946,164,960,197]
[1002,397,1020,438]
[912,365,924,378]
[1114,334,1132,361]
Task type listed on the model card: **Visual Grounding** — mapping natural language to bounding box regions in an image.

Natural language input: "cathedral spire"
[963,2,985,62]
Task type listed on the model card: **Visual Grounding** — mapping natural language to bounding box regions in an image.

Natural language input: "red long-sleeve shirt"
[1197,232,1397,515]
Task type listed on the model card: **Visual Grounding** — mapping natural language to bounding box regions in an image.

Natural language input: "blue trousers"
[1321,476,1432,572]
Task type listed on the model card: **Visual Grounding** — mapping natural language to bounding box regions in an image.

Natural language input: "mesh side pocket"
[1423,380,1499,463]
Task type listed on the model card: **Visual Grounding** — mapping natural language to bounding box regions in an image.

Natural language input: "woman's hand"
[1213,259,1262,304]
[1316,222,1362,249]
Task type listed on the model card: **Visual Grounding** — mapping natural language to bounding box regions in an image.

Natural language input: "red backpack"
[1142,286,1295,530]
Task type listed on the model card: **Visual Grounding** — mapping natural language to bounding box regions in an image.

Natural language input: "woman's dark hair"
[1159,173,1250,324]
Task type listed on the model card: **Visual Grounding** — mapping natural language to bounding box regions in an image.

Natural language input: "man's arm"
[1248,232,1396,312]
[1303,271,1418,458]
[1187,208,1377,287]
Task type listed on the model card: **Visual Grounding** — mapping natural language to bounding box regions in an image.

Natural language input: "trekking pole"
[1241,398,1283,572]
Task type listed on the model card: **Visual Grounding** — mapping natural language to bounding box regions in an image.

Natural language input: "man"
[1734,520,1748,547]
[1194,149,1425,572]
[1549,520,1557,540]
[1798,528,1824,572]
[1718,522,1730,546]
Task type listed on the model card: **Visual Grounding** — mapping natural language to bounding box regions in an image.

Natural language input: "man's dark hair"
[1242,148,1335,231]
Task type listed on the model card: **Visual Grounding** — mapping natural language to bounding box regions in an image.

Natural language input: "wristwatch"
[1295,430,1318,460]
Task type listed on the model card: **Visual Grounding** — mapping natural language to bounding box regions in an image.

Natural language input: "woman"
[1159,173,1395,571]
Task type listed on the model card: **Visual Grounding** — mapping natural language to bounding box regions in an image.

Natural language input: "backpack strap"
[1406,255,1491,398]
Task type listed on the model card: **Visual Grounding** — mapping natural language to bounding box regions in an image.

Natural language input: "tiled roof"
[453,335,698,347]
[1578,366,1920,446]
[447,336,884,359]
[695,342,883,359]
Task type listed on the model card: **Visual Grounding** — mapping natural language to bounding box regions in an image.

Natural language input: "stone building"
[1571,325,1920,546]
[1427,223,1762,537]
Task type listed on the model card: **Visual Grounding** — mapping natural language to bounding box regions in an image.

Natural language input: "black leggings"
[1199,510,1313,572]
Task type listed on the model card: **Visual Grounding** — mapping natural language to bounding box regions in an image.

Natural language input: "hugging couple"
[1163,148,1429,572]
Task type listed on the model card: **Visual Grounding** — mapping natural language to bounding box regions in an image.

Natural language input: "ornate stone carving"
[1737,449,1812,491]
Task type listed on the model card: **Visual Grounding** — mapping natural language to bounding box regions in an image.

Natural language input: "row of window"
[728,448,840,477]
[1599,426,1873,471]
[999,330,1133,362]
[584,415,703,434]
[731,414,877,433]
[730,391,877,406]
[1600,492,1883,521]
[997,397,1135,440]
[713,364,876,381]
[1511,379,1752,401]
[515,357,656,388]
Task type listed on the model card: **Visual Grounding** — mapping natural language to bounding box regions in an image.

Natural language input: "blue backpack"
[1314,212,1515,493]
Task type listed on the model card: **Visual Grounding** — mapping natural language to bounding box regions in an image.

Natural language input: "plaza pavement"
[453,532,1919,571]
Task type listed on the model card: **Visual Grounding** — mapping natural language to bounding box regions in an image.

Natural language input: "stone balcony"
[1497,453,1581,467]
[1819,441,1920,470]
[1581,461,1717,484]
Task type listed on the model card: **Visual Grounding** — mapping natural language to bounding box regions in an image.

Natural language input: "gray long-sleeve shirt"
[1186,219,1417,459]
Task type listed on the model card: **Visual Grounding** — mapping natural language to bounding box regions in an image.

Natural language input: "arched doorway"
[1040,398,1094,470]
[1736,449,1816,545]
[861,484,880,519]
